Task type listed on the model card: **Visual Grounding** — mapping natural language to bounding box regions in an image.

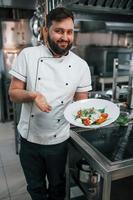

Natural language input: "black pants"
[19,137,69,200]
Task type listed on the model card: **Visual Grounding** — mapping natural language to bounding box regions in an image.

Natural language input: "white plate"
[64,99,120,128]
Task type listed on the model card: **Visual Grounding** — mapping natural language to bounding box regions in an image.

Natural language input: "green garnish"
[98,108,105,113]
[116,114,129,126]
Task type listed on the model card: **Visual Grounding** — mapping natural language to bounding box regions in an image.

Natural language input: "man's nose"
[62,32,68,40]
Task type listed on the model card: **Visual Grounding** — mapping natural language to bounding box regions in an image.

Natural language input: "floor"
[1,121,133,200]
[0,121,82,200]
[0,121,31,200]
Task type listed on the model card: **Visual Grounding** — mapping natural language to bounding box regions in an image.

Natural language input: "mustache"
[47,34,72,56]
[57,39,69,43]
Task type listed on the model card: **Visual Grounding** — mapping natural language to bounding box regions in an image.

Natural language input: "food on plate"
[75,107,108,126]
[116,113,129,126]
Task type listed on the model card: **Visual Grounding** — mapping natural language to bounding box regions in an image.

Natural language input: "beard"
[47,34,72,56]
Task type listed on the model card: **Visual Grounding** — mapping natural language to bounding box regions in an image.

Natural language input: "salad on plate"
[75,107,109,126]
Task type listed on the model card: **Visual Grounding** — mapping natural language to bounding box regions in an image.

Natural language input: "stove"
[70,123,133,200]
[73,124,133,163]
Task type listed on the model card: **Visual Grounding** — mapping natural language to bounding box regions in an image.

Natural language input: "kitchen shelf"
[70,168,101,200]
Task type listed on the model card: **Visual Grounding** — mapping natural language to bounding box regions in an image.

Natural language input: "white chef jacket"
[9,45,92,145]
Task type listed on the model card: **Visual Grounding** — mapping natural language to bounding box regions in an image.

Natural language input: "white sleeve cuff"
[9,69,26,82]
[76,85,92,92]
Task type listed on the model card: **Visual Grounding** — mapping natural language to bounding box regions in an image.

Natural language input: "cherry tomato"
[82,118,91,126]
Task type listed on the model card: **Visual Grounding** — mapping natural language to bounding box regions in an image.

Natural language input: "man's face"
[47,17,74,56]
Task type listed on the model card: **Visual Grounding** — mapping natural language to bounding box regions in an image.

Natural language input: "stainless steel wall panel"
[1,20,32,48]
[0,19,33,121]
[61,0,79,5]
[105,0,114,7]
[111,0,121,8]
[88,0,97,5]
[62,0,133,15]
[96,0,106,6]
[0,0,36,9]
[118,0,128,9]
[126,0,133,9]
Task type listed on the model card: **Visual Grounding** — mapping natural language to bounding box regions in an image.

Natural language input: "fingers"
[40,104,52,113]
[34,92,52,112]
[35,97,52,112]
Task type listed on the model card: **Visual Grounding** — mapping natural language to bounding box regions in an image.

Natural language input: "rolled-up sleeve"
[77,61,92,92]
[9,49,27,82]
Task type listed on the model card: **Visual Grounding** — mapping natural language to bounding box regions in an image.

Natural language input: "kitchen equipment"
[0,0,36,9]
[127,59,133,109]
[0,19,32,121]
[106,85,128,102]
[85,46,133,77]
[77,158,91,183]
[112,123,133,161]
[112,58,119,101]
[90,91,111,101]
[69,123,133,200]
[90,171,101,186]
[1,20,32,49]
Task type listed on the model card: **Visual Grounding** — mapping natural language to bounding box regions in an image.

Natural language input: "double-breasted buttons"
[31,114,34,117]
[66,83,68,85]
[38,77,41,80]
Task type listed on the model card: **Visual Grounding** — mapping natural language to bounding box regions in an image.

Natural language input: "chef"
[8,7,92,200]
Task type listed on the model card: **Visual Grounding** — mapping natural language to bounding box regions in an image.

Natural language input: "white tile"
[0,122,14,141]
[0,121,19,166]
[0,138,19,166]
[4,162,27,196]
[70,186,83,198]
[0,154,3,167]
[0,167,10,199]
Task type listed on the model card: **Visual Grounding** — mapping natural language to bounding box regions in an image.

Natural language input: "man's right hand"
[34,92,52,113]
[9,77,52,113]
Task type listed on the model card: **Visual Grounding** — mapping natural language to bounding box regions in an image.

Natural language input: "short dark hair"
[46,7,74,28]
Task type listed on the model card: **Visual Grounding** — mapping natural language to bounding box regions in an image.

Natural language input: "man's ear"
[41,27,48,44]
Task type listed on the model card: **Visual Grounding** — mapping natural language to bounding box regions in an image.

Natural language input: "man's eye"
[55,29,63,34]
[67,30,73,35]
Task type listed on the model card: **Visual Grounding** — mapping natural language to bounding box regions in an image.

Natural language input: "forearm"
[9,89,37,103]
[9,89,52,112]
[74,91,88,101]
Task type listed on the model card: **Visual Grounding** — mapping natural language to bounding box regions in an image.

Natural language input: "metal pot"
[30,16,40,38]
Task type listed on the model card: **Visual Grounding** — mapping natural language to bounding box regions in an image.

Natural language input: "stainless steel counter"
[69,122,133,200]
